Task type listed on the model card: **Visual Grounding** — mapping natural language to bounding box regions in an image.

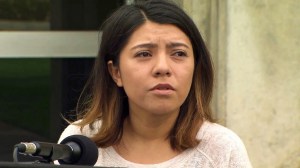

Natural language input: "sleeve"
[227,131,253,168]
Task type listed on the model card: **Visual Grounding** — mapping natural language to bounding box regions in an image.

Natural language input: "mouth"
[150,83,175,91]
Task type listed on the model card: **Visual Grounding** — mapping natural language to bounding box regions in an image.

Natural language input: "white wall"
[180,0,300,167]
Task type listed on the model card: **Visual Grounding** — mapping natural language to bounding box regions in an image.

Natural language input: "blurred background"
[0,0,123,162]
[0,0,299,167]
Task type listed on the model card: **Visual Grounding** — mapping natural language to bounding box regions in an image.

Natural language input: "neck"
[114,110,181,164]
[124,109,179,141]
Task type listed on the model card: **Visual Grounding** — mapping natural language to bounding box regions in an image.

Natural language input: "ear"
[107,60,123,87]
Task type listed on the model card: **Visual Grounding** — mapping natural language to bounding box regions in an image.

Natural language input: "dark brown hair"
[76,0,214,151]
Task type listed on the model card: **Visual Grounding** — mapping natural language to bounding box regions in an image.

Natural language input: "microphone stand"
[13,146,54,164]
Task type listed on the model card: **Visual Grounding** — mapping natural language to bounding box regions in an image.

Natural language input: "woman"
[58,0,252,167]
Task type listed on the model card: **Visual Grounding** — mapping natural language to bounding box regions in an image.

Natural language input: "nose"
[152,55,171,77]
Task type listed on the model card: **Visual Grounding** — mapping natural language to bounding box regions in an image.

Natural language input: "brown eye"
[136,51,151,57]
[173,51,187,57]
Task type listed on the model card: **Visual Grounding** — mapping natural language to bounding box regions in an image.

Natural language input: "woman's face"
[109,21,194,117]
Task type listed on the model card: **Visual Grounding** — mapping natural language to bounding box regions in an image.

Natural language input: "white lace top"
[58,121,252,168]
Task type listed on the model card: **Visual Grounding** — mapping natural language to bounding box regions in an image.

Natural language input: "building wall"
[179,0,300,167]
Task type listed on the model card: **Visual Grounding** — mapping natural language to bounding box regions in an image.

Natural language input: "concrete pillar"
[178,0,300,167]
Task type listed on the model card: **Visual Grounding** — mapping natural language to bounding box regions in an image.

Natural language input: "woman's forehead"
[124,21,192,48]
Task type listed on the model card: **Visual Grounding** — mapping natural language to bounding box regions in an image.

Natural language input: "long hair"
[76,0,214,151]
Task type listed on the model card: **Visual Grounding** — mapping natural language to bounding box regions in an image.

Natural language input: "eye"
[135,51,152,57]
[172,51,187,57]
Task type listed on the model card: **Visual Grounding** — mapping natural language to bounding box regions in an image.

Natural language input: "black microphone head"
[58,135,98,166]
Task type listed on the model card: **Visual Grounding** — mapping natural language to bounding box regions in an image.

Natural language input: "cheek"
[179,66,194,92]
[119,65,146,94]
[120,74,146,105]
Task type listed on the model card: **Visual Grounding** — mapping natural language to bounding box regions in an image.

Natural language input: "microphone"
[14,135,98,166]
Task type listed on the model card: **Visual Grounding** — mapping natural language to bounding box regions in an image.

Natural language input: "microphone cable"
[13,146,19,162]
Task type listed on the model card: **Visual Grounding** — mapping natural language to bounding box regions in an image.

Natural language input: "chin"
[148,106,180,116]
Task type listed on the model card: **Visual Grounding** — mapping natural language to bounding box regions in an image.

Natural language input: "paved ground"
[0,121,49,162]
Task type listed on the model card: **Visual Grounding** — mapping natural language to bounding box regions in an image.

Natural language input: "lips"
[150,83,175,91]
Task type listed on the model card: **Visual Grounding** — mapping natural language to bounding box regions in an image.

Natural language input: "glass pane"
[0,58,51,137]
[0,0,50,30]
[0,58,51,161]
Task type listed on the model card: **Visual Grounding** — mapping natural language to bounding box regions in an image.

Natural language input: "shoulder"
[57,120,102,143]
[197,121,244,146]
[196,121,252,167]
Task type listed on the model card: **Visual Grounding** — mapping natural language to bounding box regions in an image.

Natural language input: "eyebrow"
[131,42,190,50]
[166,42,190,49]
[131,43,157,50]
